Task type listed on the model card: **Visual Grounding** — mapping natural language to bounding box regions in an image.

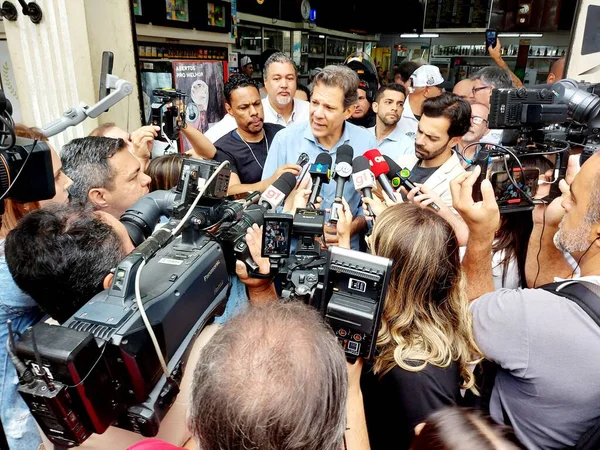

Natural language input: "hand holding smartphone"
[485,29,497,51]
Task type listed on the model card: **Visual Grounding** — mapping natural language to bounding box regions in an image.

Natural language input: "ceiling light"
[400,33,419,38]
[520,33,543,38]
[497,33,519,37]
[420,33,439,38]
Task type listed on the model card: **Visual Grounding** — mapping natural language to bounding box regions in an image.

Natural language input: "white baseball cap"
[409,65,446,88]
[240,56,252,67]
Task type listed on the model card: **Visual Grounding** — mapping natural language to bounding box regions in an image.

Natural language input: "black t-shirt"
[409,163,438,185]
[213,123,284,184]
[361,360,464,450]
[348,110,376,128]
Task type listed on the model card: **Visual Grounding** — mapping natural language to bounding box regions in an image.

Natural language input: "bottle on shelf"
[536,48,540,56]
[561,49,565,56]
[529,47,533,55]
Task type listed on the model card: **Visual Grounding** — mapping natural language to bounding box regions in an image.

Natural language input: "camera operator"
[452,153,600,449]
[335,199,481,449]
[395,93,470,208]
[0,125,72,450]
[128,302,369,450]
[261,65,377,250]
[61,136,152,219]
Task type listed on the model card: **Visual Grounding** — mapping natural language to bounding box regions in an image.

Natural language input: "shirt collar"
[372,123,403,144]
[265,97,297,124]
[303,121,350,150]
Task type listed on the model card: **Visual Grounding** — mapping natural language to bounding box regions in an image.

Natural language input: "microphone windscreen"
[352,155,371,173]
[272,171,297,196]
[315,152,333,166]
[335,145,354,165]
[383,155,402,179]
[363,149,390,178]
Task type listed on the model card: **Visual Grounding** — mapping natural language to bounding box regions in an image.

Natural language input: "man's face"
[351,89,371,119]
[414,114,455,161]
[226,86,264,134]
[265,62,297,106]
[310,83,353,140]
[453,79,475,103]
[556,155,600,257]
[242,64,254,78]
[470,79,493,107]
[462,103,489,143]
[103,149,151,218]
[373,89,405,127]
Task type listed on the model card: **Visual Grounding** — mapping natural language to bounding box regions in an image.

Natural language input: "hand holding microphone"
[383,155,441,212]
[329,145,353,222]
[259,172,298,211]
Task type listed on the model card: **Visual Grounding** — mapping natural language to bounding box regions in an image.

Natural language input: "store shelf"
[326,55,346,60]
[308,53,325,58]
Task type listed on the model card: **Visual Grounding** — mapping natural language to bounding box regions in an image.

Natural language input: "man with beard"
[452,151,600,450]
[368,83,413,159]
[213,74,300,195]
[395,93,470,207]
[205,53,309,143]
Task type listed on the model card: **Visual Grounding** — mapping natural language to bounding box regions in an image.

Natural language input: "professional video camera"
[0,90,55,218]
[149,88,187,143]
[11,158,251,447]
[471,79,600,213]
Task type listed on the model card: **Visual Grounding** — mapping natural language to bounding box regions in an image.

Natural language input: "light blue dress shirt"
[262,120,378,250]
[368,125,415,160]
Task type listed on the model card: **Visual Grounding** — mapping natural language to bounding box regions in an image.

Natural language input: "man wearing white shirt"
[205,52,309,142]
[368,83,413,159]
[396,65,449,141]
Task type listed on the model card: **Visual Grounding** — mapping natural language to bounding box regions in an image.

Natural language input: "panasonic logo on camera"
[204,260,220,282]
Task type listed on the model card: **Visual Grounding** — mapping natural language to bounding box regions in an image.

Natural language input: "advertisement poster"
[172,60,227,151]
[166,0,189,22]
[207,2,225,27]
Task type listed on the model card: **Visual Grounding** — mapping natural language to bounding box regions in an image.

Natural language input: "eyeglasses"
[471,116,488,125]
[472,85,491,95]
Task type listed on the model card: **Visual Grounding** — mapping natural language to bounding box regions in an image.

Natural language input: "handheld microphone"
[330,145,354,222]
[259,172,297,211]
[363,149,398,202]
[352,155,377,228]
[308,153,332,207]
[384,155,440,212]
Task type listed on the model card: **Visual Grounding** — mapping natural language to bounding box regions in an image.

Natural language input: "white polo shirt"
[368,124,414,160]
[395,95,419,141]
[204,97,310,143]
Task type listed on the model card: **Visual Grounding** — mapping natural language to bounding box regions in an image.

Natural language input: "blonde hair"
[371,203,481,393]
[1,124,49,237]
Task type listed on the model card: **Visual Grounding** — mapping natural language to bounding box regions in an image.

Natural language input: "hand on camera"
[235,224,271,290]
[451,165,500,239]
[130,126,159,162]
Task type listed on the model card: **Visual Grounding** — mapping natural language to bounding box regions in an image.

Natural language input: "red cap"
[363,149,390,178]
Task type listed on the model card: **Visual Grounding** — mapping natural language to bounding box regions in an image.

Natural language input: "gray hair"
[263,52,297,80]
[61,136,126,206]
[188,302,348,450]
[313,65,359,109]
[471,66,512,89]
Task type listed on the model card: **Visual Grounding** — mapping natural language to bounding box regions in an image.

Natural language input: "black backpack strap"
[540,281,600,327]
[539,281,600,450]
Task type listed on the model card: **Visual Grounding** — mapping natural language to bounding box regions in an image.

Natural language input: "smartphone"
[98,51,114,102]
[485,29,497,50]
[491,167,540,205]
[261,213,294,258]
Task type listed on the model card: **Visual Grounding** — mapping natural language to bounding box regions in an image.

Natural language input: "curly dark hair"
[224,73,259,104]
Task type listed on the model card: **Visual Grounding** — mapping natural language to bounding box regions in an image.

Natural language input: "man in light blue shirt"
[262,65,377,250]
[368,83,414,160]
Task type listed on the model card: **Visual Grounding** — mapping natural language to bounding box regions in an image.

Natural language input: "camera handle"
[41,75,134,137]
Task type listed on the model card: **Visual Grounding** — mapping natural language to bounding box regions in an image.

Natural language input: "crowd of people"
[1,40,598,450]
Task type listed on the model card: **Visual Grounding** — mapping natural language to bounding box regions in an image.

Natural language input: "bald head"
[453,79,475,103]
[189,302,348,450]
[547,56,566,84]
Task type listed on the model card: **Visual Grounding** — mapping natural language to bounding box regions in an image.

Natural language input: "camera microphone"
[363,149,397,202]
[259,171,297,211]
[308,153,332,207]
[330,145,354,222]
[352,156,377,221]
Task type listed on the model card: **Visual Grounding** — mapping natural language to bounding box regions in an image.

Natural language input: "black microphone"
[330,145,354,222]
[259,172,297,211]
[383,155,440,211]
[307,153,332,207]
[352,156,377,216]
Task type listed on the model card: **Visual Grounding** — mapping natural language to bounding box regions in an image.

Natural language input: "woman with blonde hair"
[0,124,72,449]
[337,201,481,450]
